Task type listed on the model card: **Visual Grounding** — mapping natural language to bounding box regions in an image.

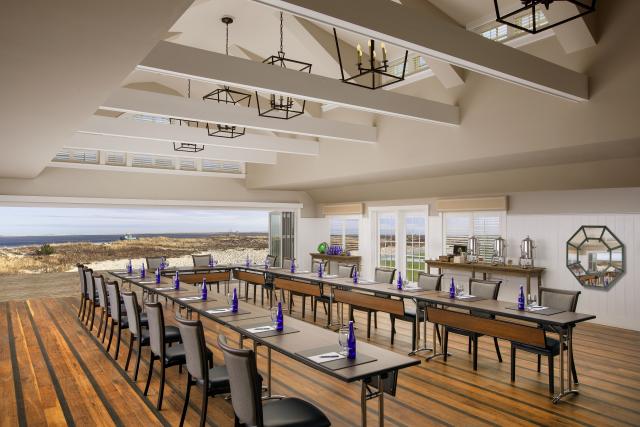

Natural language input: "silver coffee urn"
[519,236,535,268]
[492,237,506,265]
[467,235,479,263]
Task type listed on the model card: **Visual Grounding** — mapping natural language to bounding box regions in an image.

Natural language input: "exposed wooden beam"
[69,132,278,164]
[137,41,460,124]
[101,87,378,143]
[78,115,319,156]
[251,0,588,101]
[48,161,246,179]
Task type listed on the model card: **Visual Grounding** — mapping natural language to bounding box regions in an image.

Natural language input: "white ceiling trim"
[252,0,588,101]
[102,87,377,143]
[47,161,247,179]
[137,41,460,124]
[0,195,303,210]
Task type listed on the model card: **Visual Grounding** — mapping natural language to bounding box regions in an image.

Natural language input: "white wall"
[296,217,330,271]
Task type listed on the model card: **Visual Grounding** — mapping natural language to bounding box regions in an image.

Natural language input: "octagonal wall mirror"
[567,226,624,289]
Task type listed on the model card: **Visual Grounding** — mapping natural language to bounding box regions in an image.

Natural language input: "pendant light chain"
[187,79,191,99]
[225,19,229,56]
[279,12,284,56]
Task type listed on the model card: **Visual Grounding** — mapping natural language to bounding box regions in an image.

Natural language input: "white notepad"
[308,352,345,364]
[207,308,232,314]
[246,325,276,333]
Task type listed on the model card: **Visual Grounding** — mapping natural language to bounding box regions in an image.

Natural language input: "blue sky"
[0,207,269,236]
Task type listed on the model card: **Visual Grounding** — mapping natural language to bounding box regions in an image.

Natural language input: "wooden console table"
[425,260,545,295]
[310,253,361,274]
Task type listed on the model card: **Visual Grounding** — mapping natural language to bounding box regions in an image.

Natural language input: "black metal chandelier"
[333,28,408,90]
[494,0,596,34]
[171,80,205,153]
[202,16,251,137]
[256,12,311,120]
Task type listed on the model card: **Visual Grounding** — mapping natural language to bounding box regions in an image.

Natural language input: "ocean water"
[0,232,265,248]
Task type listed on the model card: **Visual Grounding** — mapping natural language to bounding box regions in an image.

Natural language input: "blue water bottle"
[518,285,525,310]
[353,268,358,284]
[245,255,250,267]
[174,271,180,290]
[449,277,455,298]
[231,288,238,312]
[318,262,324,278]
[127,259,132,274]
[290,258,296,273]
[155,268,161,284]
[397,271,403,290]
[140,263,145,279]
[276,301,284,331]
[201,277,207,301]
[347,320,356,359]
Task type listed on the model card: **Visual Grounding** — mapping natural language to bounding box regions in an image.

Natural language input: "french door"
[374,207,427,283]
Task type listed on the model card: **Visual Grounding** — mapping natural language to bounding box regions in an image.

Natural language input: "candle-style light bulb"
[381,42,387,62]
[356,43,363,64]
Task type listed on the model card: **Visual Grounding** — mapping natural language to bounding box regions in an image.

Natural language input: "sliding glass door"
[269,211,295,267]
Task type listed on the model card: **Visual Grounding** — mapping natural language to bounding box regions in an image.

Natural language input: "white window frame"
[328,215,361,251]
[369,205,429,283]
[441,210,507,258]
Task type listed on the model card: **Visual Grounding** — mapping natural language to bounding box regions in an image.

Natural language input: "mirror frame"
[566,225,624,289]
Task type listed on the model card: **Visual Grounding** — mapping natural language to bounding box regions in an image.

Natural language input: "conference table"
[110,267,420,426]
[112,264,595,404]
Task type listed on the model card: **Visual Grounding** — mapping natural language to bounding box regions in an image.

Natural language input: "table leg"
[408,303,432,356]
[537,273,542,294]
[426,308,450,361]
[361,381,368,427]
[526,275,531,296]
[552,326,579,403]
[326,287,333,328]
[378,375,384,427]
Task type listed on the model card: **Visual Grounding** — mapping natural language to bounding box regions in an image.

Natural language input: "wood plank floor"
[1,282,639,426]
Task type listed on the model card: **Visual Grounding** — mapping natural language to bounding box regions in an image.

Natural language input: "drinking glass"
[338,326,350,356]
[226,293,233,308]
[456,283,464,296]
[270,307,279,327]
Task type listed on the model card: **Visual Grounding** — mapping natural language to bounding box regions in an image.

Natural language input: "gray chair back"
[146,257,164,271]
[266,254,277,268]
[77,264,86,296]
[540,288,580,312]
[192,254,211,267]
[106,281,122,321]
[469,279,501,299]
[375,267,396,284]
[176,316,208,381]
[218,335,263,427]
[282,258,292,270]
[311,259,328,274]
[417,273,442,291]
[337,264,355,278]
[145,302,166,357]
[95,275,108,310]
[84,268,95,300]
[122,292,141,337]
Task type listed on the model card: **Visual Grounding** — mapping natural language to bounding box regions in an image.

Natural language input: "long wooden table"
[426,259,545,295]
[110,269,419,426]
[113,265,595,404]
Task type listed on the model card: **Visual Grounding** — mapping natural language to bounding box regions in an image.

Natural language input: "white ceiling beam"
[48,161,246,179]
[69,132,278,164]
[137,41,460,124]
[251,0,588,101]
[79,115,319,156]
[422,57,464,89]
[545,3,596,54]
[101,87,378,143]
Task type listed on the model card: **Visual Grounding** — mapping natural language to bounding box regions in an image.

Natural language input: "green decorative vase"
[317,242,328,254]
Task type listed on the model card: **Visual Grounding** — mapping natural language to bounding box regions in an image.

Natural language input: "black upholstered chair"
[259,255,279,304]
[105,280,128,360]
[312,264,356,324]
[282,258,292,270]
[311,259,328,275]
[77,264,88,320]
[390,273,443,350]
[218,334,331,427]
[146,257,164,271]
[349,267,396,338]
[94,274,110,340]
[511,288,581,394]
[176,316,230,427]
[122,292,178,381]
[84,268,98,330]
[143,302,188,409]
[266,254,277,268]
[192,254,212,268]
[443,278,503,370]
